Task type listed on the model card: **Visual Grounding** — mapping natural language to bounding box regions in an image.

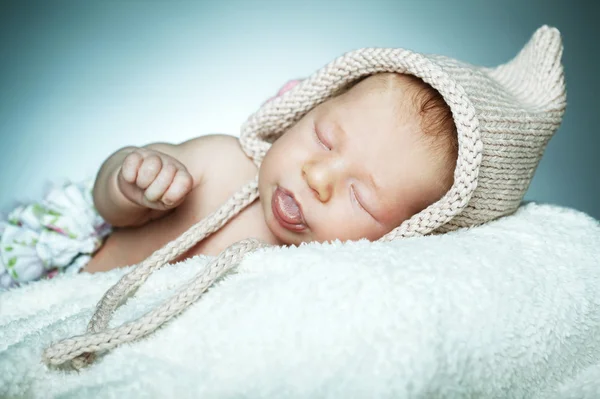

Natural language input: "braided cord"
[43,238,268,366]
[43,177,260,368]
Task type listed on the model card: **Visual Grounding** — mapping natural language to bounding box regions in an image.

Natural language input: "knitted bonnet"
[43,25,566,368]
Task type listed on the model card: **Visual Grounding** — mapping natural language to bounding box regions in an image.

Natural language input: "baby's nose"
[302,162,334,203]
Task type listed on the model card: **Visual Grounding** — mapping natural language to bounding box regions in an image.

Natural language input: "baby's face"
[258,74,448,245]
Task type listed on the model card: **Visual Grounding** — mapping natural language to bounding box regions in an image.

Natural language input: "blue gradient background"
[1,0,598,219]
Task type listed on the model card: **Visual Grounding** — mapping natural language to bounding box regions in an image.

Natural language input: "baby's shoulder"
[171,134,273,257]
[182,134,258,203]
[196,134,257,182]
[179,134,256,185]
[171,134,264,254]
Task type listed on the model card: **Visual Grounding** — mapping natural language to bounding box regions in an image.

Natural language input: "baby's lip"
[272,186,307,231]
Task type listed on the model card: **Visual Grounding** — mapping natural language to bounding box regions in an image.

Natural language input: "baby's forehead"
[335,74,420,112]
[326,77,421,128]
[353,73,419,95]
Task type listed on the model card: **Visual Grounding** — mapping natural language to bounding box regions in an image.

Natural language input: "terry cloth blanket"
[1,202,599,398]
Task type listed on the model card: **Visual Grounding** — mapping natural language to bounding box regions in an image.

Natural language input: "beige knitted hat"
[43,25,566,368]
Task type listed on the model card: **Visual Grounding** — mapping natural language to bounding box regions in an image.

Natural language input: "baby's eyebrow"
[332,119,348,144]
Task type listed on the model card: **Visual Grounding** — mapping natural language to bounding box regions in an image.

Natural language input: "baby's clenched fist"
[117,147,194,210]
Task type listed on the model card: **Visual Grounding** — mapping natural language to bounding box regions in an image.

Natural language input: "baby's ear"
[264,79,303,104]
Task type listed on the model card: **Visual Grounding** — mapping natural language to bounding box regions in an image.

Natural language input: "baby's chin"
[264,212,376,246]
[267,213,309,246]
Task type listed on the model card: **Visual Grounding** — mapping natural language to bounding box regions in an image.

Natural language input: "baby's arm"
[93,139,206,228]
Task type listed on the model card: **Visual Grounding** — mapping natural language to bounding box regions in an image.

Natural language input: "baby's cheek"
[312,211,368,242]
[259,147,280,182]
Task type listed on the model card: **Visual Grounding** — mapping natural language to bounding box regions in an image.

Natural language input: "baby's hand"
[117,147,194,211]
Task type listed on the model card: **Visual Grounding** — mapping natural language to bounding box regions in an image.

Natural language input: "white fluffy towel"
[1,203,600,398]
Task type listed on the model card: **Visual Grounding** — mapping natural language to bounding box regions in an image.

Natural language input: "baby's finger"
[136,154,162,189]
[121,151,143,183]
[161,170,194,207]
[143,163,177,203]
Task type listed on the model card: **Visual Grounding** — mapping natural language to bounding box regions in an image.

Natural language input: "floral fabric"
[0,178,111,290]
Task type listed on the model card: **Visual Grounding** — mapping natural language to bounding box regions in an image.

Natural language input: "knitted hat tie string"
[43,177,260,368]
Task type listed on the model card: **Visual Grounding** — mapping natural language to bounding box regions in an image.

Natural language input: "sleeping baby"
[0,25,565,290]
[82,72,457,273]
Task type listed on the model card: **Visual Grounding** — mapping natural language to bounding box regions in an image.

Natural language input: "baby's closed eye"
[350,184,376,219]
[313,121,331,151]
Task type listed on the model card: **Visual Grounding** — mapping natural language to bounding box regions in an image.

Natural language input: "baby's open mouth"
[272,186,307,232]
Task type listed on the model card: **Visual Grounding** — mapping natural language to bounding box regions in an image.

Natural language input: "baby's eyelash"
[350,185,367,212]
[313,123,331,151]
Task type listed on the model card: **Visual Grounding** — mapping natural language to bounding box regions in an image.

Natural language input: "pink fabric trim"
[265,79,302,103]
